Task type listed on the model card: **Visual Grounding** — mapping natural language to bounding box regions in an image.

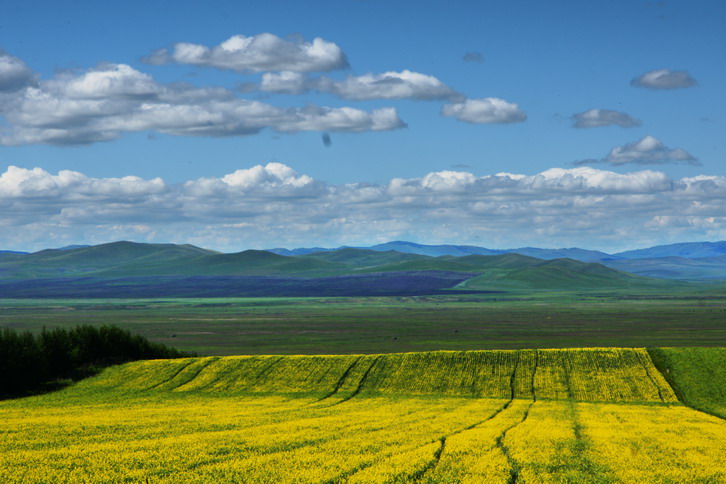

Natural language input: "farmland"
[1,348,724,482]
[1,291,725,355]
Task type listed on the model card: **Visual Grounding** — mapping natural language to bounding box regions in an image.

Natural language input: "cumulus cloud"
[577,135,699,166]
[0,62,404,145]
[0,50,36,92]
[631,69,697,89]
[5,163,726,252]
[260,71,309,94]
[314,70,460,101]
[259,69,460,101]
[441,98,526,124]
[56,64,161,99]
[143,33,348,73]
[572,109,641,128]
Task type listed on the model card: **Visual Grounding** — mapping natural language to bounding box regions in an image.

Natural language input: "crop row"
[1,392,723,482]
[76,348,676,403]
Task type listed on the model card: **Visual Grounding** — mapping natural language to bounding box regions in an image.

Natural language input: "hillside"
[78,348,674,402]
[648,347,726,418]
[456,258,671,291]
[302,248,430,268]
[0,241,217,278]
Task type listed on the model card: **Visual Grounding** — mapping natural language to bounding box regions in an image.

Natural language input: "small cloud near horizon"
[575,135,699,166]
[631,69,697,89]
[572,109,642,128]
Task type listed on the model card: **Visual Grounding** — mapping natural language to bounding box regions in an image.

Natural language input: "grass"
[1,292,725,355]
[648,347,726,418]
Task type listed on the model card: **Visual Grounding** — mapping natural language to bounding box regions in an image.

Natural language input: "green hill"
[92,249,347,277]
[0,241,217,278]
[0,241,690,294]
[355,253,543,274]
[457,258,674,291]
[302,248,429,268]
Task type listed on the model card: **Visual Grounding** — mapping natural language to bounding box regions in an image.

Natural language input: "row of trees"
[0,325,191,398]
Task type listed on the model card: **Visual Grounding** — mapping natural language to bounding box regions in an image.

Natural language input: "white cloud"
[631,69,697,89]
[0,62,404,145]
[258,69,460,101]
[577,135,699,166]
[313,70,460,101]
[144,33,348,73]
[260,71,308,94]
[441,98,526,124]
[4,163,726,252]
[0,50,36,92]
[572,109,641,128]
[58,64,161,99]
[273,106,405,133]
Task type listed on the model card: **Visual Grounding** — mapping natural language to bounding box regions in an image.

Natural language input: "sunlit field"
[1,349,723,483]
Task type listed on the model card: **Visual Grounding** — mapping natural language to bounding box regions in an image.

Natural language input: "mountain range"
[268,240,726,280]
[0,239,716,298]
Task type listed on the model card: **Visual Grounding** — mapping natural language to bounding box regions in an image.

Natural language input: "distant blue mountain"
[264,240,726,280]
[267,240,726,264]
[603,255,726,280]
[368,242,616,262]
[614,241,726,259]
[267,247,338,256]
[53,245,91,251]
[506,247,617,263]
[369,241,504,257]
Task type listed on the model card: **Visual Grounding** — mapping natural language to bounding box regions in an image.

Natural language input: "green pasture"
[1,291,725,355]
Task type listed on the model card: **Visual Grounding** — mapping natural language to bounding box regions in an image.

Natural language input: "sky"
[1,0,725,252]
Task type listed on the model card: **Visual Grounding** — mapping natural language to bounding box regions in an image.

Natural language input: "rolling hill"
[268,240,726,280]
[456,257,669,291]
[0,240,707,297]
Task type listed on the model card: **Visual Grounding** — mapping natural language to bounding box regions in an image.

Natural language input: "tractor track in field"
[413,352,534,482]
[170,357,220,390]
[495,350,538,484]
[314,356,364,403]
[326,356,382,406]
[143,358,197,391]
[249,356,285,386]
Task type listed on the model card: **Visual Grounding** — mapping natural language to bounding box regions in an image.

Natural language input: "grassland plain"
[1,348,724,483]
[1,292,726,355]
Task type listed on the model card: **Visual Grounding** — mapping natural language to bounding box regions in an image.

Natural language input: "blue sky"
[1,0,725,252]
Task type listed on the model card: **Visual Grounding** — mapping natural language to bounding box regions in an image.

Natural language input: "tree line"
[0,325,192,398]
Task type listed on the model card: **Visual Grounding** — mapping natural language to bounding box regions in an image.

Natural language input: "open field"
[1,292,725,355]
[1,349,723,483]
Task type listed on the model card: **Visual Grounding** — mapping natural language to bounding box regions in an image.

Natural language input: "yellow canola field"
[2,394,724,483]
[0,348,722,483]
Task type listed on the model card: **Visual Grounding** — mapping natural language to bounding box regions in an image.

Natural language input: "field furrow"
[0,348,722,482]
